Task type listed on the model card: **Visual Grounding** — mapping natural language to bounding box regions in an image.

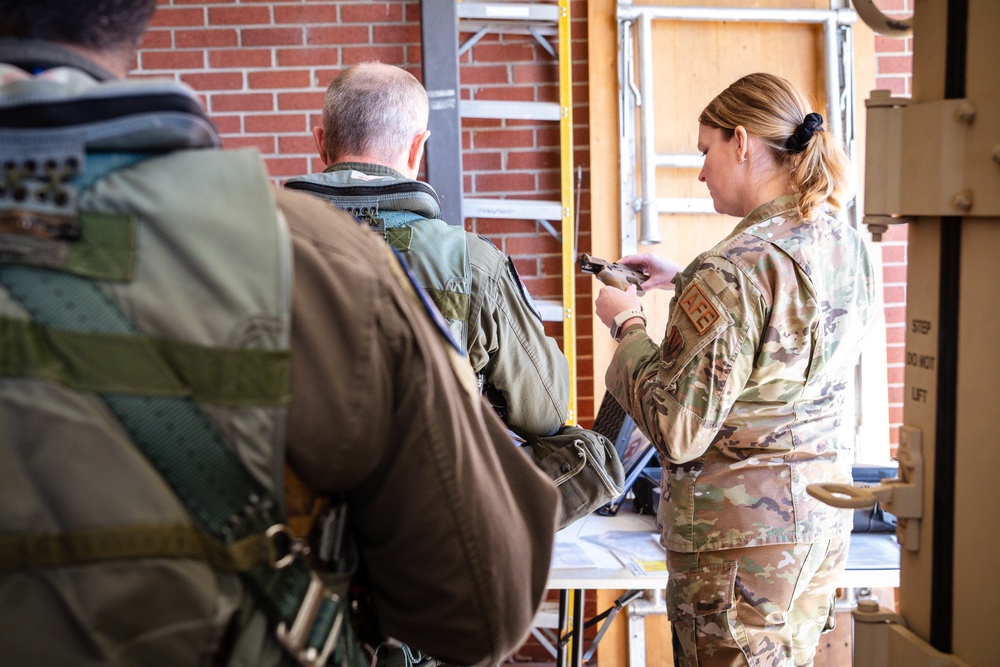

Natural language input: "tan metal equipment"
[811,1,1000,665]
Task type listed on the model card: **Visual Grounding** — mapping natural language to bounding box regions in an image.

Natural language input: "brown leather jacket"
[278,190,559,666]
[0,43,556,666]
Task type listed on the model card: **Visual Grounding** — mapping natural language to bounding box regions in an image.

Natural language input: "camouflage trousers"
[665,537,848,667]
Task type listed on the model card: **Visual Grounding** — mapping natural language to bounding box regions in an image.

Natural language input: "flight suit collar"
[324,161,408,181]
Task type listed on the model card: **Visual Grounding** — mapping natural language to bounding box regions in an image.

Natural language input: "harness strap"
[386,225,412,251]
[0,315,290,406]
[423,288,470,323]
[0,80,361,663]
[0,264,355,666]
[1,262,357,666]
[0,524,273,572]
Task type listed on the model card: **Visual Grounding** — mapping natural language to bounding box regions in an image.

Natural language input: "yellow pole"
[558,0,577,424]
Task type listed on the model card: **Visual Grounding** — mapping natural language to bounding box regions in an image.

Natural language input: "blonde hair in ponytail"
[699,73,853,220]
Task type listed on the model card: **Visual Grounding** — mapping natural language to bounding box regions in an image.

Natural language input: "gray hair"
[321,63,429,165]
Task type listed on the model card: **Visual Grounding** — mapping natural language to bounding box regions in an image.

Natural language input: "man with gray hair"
[0,5,560,665]
[286,62,570,438]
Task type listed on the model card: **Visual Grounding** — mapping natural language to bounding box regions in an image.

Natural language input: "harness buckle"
[276,569,345,667]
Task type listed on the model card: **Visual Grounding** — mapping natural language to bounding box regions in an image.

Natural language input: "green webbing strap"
[64,210,137,281]
[0,264,353,667]
[0,524,272,572]
[0,209,140,282]
[0,266,278,537]
[0,315,290,406]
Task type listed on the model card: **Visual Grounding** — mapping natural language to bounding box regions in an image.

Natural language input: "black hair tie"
[785,112,824,153]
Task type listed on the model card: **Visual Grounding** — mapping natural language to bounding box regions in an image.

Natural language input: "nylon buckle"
[276,570,344,667]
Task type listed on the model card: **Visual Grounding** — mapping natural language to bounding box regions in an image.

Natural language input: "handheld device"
[578,253,647,294]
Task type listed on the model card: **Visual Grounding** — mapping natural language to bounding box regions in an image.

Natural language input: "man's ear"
[312,126,331,165]
[407,130,432,177]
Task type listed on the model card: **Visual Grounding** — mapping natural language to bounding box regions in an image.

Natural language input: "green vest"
[285,167,472,349]
[0,61,333,666]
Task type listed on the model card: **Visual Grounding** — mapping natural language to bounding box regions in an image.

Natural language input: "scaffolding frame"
[616,2,859,252]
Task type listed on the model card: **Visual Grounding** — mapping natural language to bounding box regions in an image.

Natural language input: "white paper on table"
[550,541,599,569]
[582,530,668,577]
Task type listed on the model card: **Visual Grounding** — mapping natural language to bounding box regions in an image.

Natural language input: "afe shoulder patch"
[678,283,721,335]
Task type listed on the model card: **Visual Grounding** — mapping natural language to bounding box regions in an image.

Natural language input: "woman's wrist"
[610,307,646,341]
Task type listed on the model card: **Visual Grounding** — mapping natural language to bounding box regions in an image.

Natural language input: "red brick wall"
[140,1,425,179]
[135,0,910,435]
[871,0,914,453]
[137,0,597,422]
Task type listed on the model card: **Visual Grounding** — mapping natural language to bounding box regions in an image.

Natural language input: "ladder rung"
[459,20,558,36]
[457,2,559,22]
[463,197,562,221]
[654,197,717,214]
[655,153,703,169]
[534,298,564,322]
[461,100,560,121]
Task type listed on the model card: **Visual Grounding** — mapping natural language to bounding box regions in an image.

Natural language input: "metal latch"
[276,570,345,667]
[807,426,923,551]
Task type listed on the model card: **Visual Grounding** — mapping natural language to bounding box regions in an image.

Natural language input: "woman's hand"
[617,253,683,291]
[596,284,642,330]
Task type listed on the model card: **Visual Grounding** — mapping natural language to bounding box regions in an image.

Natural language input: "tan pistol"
[578,253,647,294]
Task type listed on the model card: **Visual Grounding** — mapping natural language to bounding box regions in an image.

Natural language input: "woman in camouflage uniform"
[595,73,877,666]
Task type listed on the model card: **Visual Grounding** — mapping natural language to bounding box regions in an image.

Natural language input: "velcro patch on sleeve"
[678,283,721,335]
[389,247,463,355]
[661,325,684,369]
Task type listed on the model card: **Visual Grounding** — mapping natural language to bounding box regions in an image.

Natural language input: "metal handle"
[851,0,912,37]
[806,482,879,509]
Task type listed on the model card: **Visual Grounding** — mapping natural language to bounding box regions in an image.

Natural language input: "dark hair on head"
[699,72,853,220]
[0,0,157,52]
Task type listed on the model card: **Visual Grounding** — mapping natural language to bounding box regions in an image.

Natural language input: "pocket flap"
[666,560,737,620]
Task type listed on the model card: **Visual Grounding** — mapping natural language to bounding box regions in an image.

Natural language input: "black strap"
[0,92,209,130]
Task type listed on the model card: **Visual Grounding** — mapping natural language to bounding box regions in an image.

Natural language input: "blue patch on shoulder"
[390,247,464,355]
[478,234,499,250]
[507,257,543,322]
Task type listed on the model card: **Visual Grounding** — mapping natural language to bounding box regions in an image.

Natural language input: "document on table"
[583,530,668,577]
[551,541,599,569]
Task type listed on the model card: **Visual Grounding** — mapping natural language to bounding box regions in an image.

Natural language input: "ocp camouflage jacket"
[607,195,876,552]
